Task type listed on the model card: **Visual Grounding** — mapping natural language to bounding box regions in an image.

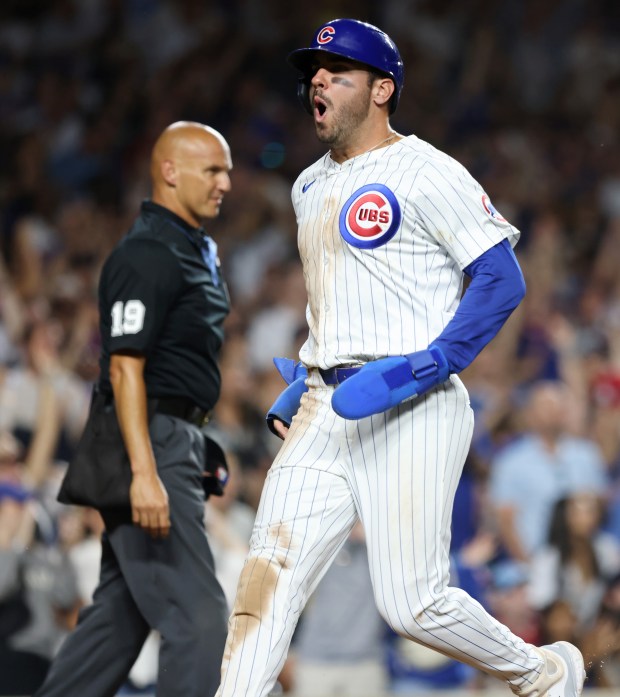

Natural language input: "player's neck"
[329,128,400,164]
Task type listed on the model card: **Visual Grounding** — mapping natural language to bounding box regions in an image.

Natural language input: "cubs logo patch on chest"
[339,184,401,249]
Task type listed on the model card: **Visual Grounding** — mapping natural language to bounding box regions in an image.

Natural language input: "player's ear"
[372,77,395,110]
[161,159,177,187]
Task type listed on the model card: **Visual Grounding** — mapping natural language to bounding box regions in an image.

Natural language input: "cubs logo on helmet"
[317,26,335,44]
[339,184,401,249]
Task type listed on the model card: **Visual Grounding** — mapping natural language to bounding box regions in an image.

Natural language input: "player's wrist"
[404,345,450,382]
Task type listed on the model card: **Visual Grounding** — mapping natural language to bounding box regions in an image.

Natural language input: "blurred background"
[1,0,620,695]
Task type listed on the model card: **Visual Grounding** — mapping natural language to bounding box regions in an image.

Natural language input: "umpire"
[36,122,232,697]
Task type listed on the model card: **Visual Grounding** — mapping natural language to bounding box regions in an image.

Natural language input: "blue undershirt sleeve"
[431,239,526,374]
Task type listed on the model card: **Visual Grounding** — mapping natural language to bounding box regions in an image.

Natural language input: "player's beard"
[315,86,373,149]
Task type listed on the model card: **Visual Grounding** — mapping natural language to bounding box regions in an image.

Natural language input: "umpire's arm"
[110,351,170,539]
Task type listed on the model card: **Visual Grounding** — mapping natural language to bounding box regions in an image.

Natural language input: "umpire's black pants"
[36,413,229,697]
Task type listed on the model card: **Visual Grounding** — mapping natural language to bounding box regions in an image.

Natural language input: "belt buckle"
[318,364,362,386]
[335,364,362,384]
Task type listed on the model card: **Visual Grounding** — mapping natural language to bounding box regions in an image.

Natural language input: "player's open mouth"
[313,96,327,121]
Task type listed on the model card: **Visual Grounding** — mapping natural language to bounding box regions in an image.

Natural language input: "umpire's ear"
[161,159,177,187]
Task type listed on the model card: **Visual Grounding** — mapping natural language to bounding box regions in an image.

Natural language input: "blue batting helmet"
[288,18,404,115]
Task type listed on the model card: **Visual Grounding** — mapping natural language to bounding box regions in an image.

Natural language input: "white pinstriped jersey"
[218,141,548,697]
[293,134,520,370]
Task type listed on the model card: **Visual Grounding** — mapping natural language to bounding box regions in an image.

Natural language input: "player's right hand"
[266,376,308,437]
[270,419,290,440]
[130,471,170,539]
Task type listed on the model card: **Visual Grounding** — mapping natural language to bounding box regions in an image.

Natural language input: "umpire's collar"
[142,200,207,241]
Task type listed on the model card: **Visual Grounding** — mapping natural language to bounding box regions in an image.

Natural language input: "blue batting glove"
[331,345,450,420]
[273,357,308,385]
[266,376,309,437]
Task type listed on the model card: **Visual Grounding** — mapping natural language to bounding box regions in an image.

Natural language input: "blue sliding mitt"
[267,357,309,437]
[267,376,309,435]
[272,357,308,385]
[331,345,450,420]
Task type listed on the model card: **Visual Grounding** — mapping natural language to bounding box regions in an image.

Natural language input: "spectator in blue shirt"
[490,381,607,562]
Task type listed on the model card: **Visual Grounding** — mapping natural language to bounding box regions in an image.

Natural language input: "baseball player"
[216,19,585,697]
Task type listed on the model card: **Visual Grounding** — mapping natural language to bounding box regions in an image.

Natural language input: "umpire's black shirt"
[98,201,230,412]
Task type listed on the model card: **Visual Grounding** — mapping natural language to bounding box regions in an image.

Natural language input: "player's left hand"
[331,345,450,420]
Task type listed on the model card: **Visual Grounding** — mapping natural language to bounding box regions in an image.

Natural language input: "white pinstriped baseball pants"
[216,371,543,697]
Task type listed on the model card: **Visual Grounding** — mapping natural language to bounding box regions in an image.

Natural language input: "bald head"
[151,122,229,183]
[151,121,232,227]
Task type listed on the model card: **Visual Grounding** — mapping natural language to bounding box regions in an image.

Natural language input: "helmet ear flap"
[297,78,313,116]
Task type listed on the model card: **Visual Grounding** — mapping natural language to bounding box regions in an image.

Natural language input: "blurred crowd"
[1,0,620,694]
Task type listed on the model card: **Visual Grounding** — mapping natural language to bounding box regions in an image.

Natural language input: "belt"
[318,365,362,385]
[155,396,211,427]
